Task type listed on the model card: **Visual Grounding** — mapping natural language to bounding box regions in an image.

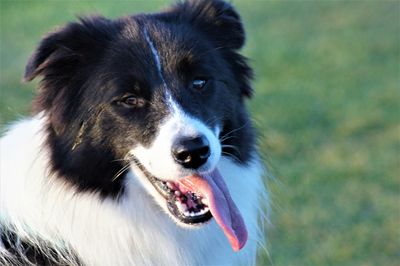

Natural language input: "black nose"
[172,136,211,169]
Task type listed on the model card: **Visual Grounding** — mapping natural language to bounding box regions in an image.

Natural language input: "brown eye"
[118,95,145,108]
[123,96,138,106]
[191,78,207,91]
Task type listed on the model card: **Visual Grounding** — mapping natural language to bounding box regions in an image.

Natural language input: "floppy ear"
[24,16,114,81]
[165,0,245,50]
[25,16,116,134]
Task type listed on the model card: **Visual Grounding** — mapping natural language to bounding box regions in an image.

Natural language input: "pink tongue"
[179,169,248,252]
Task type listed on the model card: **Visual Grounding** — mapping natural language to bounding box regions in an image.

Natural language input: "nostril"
[175,150,191,163]
[172,136,211,169]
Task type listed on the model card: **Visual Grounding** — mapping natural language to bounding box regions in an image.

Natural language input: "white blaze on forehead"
[143,28,166,85]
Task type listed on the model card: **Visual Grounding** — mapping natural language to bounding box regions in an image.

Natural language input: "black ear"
[26,16,117,134]
[164,0,253,98]
[166,0,245,50]
[24,16,114,81]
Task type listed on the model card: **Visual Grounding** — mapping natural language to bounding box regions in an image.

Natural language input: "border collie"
[0,0,268,265]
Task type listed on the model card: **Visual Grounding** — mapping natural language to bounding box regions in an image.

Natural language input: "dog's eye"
[191,78,207,91]
[123,96,138,106]
[119,96,144,108]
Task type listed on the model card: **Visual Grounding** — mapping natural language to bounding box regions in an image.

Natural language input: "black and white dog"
[0,0,267,265]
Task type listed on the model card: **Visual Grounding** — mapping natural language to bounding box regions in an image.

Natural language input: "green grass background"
[1,0,399,265]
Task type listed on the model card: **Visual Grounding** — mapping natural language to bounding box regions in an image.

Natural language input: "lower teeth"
[176,200,209,217]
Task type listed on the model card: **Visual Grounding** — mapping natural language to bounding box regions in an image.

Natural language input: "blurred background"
[0,0,399,265]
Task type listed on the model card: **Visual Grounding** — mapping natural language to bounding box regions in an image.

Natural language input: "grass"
[1,0,399,265]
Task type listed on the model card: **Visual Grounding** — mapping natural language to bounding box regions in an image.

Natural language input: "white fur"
[143,29,164,83]
[0,115,267,266]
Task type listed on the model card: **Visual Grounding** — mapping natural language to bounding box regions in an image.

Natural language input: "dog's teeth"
[190,212,195,217]
[174,191,181,196]
[196,209,204,215]
[182,204,187,211]
[184,211,190,217]
[177,204,183,212]
[201,199,209,205]
[176,201,187,213]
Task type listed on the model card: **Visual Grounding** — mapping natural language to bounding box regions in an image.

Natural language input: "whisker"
[222,151,243,164]
[204,116,222,127]
[221,144,242,155]
[112,163,131,181]
[111,158,130,163]
[219,135,237,142]
[219,122,249,141]
[221,145,243,164]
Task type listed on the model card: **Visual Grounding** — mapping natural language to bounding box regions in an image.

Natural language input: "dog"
[0,0,268,265]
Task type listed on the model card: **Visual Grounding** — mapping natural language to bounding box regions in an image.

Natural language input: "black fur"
[24,0,255,199]
[0,228,80,265]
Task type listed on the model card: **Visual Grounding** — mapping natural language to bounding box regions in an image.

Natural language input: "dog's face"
[25,0,255,248]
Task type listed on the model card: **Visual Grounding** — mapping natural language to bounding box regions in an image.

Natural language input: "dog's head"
[26,0,255,251]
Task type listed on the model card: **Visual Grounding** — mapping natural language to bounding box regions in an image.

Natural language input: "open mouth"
[128,154,248,252]
[130,155,212,224]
